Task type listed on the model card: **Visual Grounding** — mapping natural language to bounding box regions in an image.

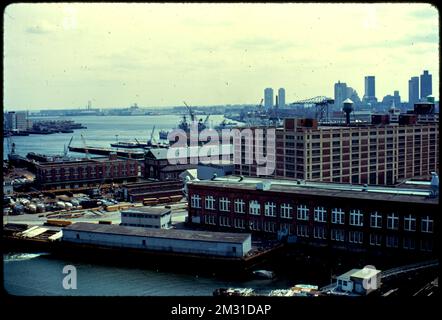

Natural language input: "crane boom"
[183,101,195,121]
[80,134,90,159]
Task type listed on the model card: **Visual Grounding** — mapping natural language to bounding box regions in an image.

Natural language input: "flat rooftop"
[64,222,250,244]
[121,207,171,216]
[339,268,381,280]
[188,176,438,205]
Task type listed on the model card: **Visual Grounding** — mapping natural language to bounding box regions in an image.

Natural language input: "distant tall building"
[409,76,420,108]
[278,88,286,108]
[15,111,28,131]
[264,88,274,111]
[420,70,432,99]
[393,90,401,107]
[334,81,348,108]
[4,111,28,131]
[4,112,16,130]
[363,76,377,105]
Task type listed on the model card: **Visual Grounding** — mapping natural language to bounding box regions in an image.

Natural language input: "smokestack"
[342,98,354,125]
[275,95,279,109]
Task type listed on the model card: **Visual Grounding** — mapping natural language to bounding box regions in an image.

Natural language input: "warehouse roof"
[64,222,250,243]
[146,145,234,160]
[121,207,171,216]
[188,176,438,205]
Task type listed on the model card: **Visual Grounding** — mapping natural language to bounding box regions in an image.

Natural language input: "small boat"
[110,141,144,149]
[252,270,275,279]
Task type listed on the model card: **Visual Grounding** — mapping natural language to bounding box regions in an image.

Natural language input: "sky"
[3,3,439,110]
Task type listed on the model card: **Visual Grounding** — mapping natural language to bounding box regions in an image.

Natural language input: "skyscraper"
[334,81,348,108]
[363,76,377,105]
[278,88,285,108]
[420,70,432,99]
[408,76,419,107]
[264,88,273,111]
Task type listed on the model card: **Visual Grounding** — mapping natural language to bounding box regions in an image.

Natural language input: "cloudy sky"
[3,3,439,110]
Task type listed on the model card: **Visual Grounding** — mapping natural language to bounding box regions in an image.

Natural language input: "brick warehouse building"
[187,176,438,256]
[35,154,139,190]
[234,116,438,185]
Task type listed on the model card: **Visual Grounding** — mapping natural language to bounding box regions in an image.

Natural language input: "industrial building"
[34,153,139,190]
[62,222,252,258]
[187,175,438,255]
[234,104,438,185]
[118,180,184,202]
[144,145,233,181]
[121,207,172,229]
[336,267,382,295]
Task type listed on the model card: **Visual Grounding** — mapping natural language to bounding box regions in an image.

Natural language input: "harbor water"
[3,252,325,296]
[3,114,228,160]
[3,114,333,296]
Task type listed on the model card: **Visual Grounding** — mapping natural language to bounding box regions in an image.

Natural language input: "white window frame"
[191,194,201,208]
[297,205,309,221]
[204,215,216,225]
[249,200,261,215]
[387,213,399,230]
[349,209,363,226]
[264,202,276,217]
[404,214,416,232]
[249,219,261,231]
[296,224,309,237]
[234,199,245,214]
[205,196,215,210]
[369,233,382,246]
[421,216,433,233]
[219,197,230,212]
[403,237,416,250]
[331,208,345,224]
[279,223,292,235]
[280,203,293,219]
[349,231,363,244]
[370,212,382,228]
[314,207,327,223]
[331,229,345,242]
[264,221,276,233]
[234,218,245,229]
[219,216,231,227]
[313,225,327,239]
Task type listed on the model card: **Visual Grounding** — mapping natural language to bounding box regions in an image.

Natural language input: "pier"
[68,146,145,159]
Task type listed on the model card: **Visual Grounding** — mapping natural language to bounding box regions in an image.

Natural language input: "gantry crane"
[289,96,334,122]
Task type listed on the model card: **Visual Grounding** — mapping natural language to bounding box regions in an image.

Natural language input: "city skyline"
[4,3,439,110]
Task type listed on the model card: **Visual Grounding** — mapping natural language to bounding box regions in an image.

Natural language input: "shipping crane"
[183,101,196,122]
[80,134,90,159]
[289,96,334,122]
[147,125,156,146]
[63,136,74,157]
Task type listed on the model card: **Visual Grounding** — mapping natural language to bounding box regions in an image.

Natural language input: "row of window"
[191,195,433,232]
[202,217,433,251]
[121,212,162,219]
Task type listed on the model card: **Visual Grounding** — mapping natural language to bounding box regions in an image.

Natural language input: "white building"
[62,222,252,258]
[336,267,382,295]
[121,207,172,229]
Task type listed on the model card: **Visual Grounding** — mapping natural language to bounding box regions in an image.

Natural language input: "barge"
[3,223,285,275]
